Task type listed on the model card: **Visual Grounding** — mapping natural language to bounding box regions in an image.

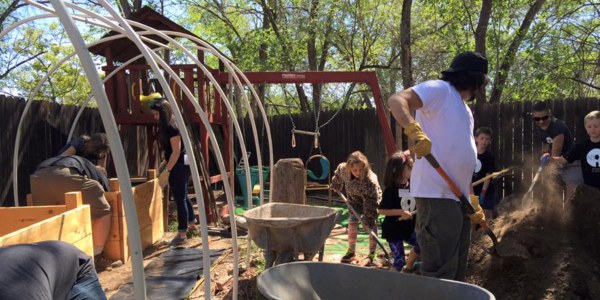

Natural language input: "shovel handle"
[424,154,496,238]
[424,154,476,215]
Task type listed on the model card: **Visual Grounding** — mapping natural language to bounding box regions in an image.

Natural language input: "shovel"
[336,191,392,265]
[424,154,501,256]
[521,158,548,205]
[471,168,512,187]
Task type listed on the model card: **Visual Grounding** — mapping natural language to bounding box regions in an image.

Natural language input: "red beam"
[216,71,379,84]
[215,71,397,155]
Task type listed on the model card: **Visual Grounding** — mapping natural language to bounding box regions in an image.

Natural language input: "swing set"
[255,72,396,205]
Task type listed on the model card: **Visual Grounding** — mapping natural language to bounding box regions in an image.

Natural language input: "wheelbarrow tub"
[242,203,337,255]
[257,262,495,300]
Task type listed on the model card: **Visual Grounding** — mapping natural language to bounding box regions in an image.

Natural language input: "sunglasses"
[533,115,550,122]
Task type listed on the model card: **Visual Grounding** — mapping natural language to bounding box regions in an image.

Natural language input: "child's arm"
[377,208,404,217]
[377,208,414,220]
[330,163,346,192]
[555,156,567,167]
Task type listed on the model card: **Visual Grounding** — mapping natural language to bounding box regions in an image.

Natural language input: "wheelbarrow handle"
[424,154,499,249]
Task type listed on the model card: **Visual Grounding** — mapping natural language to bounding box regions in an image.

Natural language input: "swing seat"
[305,155,332,206]
[306,155,330,181]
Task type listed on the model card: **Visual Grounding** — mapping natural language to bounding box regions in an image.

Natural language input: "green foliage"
[1,0,599,105]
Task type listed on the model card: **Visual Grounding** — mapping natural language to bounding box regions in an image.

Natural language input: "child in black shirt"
[558,111,600,190]
[378,150,420,272]
[472,127,498,219]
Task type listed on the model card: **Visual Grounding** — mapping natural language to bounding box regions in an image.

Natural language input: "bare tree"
[118,0,142,18]
[474,0,492,103]
[400,0,413,89]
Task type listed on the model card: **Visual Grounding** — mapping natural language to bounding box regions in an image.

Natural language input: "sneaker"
[362,252,376,266]
[402,261,421,274]
[340,250,356,263]
[401,265,416,273]
[367,252,376,262]
[171,234,188,246]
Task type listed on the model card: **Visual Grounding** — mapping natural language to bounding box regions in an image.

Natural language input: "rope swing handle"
[291,129,320,149]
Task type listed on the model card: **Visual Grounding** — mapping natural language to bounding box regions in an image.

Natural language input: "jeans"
[169,164,195,232]
[67,270,107,300]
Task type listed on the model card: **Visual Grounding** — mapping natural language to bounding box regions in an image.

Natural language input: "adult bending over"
[31,134,111,256]
[0,241,106,300]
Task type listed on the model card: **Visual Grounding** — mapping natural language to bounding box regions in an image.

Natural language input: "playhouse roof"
[89,6,217,64]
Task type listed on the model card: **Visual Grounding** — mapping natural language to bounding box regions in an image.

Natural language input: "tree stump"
[270,158,306,204]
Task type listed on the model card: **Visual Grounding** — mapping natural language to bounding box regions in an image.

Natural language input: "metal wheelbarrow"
[258,261,495,300]
[243,203,338,268]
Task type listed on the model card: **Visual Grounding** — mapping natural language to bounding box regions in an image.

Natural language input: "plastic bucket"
[235,166,269,207]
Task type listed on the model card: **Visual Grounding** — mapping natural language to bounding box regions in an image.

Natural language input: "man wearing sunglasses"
[532,101,583,199]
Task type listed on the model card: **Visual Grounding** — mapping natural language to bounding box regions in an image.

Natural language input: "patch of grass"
[252,256,266,271]
[167,219,178,233]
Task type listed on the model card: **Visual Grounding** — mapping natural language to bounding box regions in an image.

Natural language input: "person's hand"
[397,210,413,221]
[405,122,432,159]
[469,194,485,224]
[540,153,551,167]
[158,170,170,187]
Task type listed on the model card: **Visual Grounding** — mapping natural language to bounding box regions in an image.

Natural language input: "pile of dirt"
[467,185,600,299]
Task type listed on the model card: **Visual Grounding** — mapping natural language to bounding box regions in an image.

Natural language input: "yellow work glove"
[404,122,432,159]
[469,194,485,224]
[158,170,170,188]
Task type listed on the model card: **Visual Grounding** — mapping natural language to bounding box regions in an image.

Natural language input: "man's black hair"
[441,71,487,92]
[532,101,549,112]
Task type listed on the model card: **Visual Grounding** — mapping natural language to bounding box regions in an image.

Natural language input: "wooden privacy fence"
[474,98,600,198]
[241,98,600,199]
[238,108,388,188]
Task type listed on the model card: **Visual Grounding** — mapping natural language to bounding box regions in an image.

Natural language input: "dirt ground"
[98,184,600,300]
[467,184,600,300]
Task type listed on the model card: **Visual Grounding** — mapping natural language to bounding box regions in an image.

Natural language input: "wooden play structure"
[87,6,395,214]
[0,191,94,257]
[104,172,164,263]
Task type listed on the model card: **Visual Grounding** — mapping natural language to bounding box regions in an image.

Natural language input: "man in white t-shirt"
[387,51,488,281]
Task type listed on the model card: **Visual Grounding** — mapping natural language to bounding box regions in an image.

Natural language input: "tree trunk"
[474,0,492,104]
[307,0,321,110]
[270,158,306,204]
[400,0,414,89]
[489,0,546,103]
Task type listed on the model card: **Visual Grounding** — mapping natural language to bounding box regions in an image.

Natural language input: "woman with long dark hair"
[150,99,195,245]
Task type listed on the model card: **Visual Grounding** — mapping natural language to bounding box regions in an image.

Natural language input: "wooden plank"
[147,169,157,179]
[0,205,94,257]
[103,237,125,262]
[0,206,68,235]
[64,191,83,210]
[103,178,164,262]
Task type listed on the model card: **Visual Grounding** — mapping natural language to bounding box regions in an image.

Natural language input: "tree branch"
[567,77,600,91]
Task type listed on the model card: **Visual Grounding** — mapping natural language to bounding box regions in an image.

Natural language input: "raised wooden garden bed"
[0,191,94,256]
[103,171,164,262]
